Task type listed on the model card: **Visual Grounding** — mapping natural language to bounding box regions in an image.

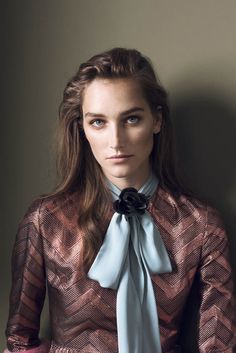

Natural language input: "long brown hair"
[42,47,195,269]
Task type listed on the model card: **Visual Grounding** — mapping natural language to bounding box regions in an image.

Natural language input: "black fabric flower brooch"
[113,187,150,216]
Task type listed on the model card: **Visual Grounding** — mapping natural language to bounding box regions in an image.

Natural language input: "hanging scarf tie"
[87,173,172,353]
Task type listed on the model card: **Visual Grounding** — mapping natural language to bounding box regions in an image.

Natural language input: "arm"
[5,199,49,352]
[198,205,236,353]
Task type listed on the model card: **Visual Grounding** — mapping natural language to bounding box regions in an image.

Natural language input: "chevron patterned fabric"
[5,186,236,353]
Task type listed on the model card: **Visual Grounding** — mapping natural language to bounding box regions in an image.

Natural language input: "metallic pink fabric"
[3,341,50,353]
[5,186,236,352]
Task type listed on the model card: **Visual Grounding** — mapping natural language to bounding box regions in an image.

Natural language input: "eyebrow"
[84,107,145,118]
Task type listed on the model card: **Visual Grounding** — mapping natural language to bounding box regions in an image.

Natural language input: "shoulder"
[151,186,208,225]
[20,189,80,230]
[153,186,226,234]
[150,187,230,261]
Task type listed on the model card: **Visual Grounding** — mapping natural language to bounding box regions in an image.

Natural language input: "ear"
[153,110,162,134]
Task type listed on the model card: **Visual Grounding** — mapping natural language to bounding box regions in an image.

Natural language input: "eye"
[90,119,105,128]
[126,115,140,124]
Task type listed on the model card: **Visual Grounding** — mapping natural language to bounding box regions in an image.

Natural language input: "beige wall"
[1,0,236,351]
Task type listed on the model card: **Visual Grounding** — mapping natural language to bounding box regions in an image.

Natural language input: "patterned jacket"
[5,185,236,353]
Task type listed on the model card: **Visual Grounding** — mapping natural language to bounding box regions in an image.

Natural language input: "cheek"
[85,132,104,158]
[131,127,154,148]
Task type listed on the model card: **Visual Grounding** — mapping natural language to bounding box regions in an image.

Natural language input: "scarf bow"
[88,174,172,353]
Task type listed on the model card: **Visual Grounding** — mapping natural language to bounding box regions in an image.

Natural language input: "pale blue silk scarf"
[87,173,172,353]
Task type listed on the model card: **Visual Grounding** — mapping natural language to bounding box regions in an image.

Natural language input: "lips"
[107,154,133,159]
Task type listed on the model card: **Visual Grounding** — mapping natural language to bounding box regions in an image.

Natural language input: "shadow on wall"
[171,91,236,352]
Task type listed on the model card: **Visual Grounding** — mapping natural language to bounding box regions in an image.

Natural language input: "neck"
[105,169,152,191]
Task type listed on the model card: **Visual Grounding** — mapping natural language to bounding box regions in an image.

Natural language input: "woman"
[5,47,236,353]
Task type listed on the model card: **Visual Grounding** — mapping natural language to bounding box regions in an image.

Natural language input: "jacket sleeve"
[198,205,236,353]
[5,199,48,352]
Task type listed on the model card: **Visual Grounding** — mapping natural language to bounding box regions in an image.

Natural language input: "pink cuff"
[4,341,50,353]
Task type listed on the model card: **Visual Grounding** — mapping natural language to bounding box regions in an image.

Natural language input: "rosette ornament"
[113,187,150,216]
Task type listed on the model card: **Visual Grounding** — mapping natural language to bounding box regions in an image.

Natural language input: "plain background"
[1,1,236,351]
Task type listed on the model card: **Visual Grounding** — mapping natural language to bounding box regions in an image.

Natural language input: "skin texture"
[82,78,162,190]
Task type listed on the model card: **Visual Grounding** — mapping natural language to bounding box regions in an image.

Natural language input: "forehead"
[82,78,149,113]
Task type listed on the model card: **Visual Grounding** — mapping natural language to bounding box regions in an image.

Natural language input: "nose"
[109,123,124,150]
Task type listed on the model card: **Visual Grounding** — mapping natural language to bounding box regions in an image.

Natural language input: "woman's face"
[82,78,162,189]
